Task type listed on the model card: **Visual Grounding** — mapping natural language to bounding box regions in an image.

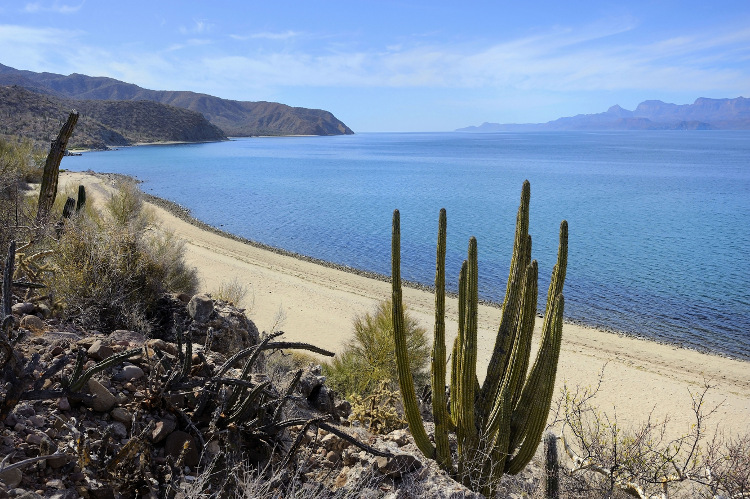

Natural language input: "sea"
[64,131,750,361]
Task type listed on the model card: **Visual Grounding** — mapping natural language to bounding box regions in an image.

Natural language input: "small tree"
[323,299,430,399]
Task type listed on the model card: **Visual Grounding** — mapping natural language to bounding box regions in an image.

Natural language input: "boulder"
[188,294,214,322]
[85,379,117,412]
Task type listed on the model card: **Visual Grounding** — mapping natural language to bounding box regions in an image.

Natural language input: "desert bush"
[46,180,198,332]
[553,369,750,498]
[322,299,430,399]
[0,137,44,256]
[212,277,250,306]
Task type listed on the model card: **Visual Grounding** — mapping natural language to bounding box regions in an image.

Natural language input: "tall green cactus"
[392,180,568,496]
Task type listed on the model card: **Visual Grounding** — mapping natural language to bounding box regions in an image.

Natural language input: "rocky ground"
[0,293,544,498]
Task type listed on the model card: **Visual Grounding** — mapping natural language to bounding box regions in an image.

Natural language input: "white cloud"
[2,17,748,102]
[24,1,84,14]
[230,30,302,41]
[179,19,214,35]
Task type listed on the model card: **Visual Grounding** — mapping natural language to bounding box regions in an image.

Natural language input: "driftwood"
[36,111,79,224]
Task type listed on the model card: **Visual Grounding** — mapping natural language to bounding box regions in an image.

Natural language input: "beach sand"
[61,171,750,439]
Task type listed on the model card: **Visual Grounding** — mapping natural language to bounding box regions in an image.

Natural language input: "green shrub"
[0,137,44,256]
[47,180,198,332]
[323,299,430,399]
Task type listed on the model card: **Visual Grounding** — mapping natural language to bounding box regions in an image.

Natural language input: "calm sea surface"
[65,132,750,360]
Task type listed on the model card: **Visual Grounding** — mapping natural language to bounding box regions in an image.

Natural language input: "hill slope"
[0,63,354,136]
[458,97,750,131]
[0,85,227,150]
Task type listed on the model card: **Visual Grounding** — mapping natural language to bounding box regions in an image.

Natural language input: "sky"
[1,1,749,132]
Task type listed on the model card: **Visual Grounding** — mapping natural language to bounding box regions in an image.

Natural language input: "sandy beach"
[60,171,750,439]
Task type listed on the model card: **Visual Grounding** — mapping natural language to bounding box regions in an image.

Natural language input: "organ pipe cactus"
[391,180,568,496]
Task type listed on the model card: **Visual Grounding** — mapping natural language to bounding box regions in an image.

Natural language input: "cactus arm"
[484,260,538,440]
[391,209,436,459]
[76,185,86,212]
[458,238,479,459]
[68,348,142,392]
[511,259,538,409]
[452,260,467,431]
[480,182,532,419]
[432,209,452,469]
[505,294,564,475]
[541,221,568,337]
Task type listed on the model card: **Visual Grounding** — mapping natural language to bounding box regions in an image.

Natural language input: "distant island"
[0,62,354,148]
[457,97,750,132]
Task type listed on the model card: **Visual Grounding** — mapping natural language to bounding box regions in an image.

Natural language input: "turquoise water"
[65,132,750,360]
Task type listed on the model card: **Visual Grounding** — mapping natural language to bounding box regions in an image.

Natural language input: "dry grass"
[45,179,198,332]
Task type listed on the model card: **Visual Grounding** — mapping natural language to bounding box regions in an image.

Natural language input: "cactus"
[76,185,86,212]
[392,180,568,495]
[543,431,560,499]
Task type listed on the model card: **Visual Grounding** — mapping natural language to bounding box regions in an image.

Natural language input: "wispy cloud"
[230,30,302,41]
[179,19,214,35]
[24,1,85,14]
[1,17,748,102]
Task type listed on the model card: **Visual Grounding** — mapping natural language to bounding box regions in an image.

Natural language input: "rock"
[46,452,69,469]
[45,478,66,489]
[385,428,411,447]
[110,408,132,425]
[164,430,200,467]
[28,415,45,428]
[336,399,352,419]
[35,303,51,318]
[187,294,214,322]
[0,467,22,488]
[110,422,128,439]
[11,302,35,315]
[150,419,176,443]
[298,365,326,398]
[114,364,144,381]
[109,330,147,346]
[310,385,336,414]
[14,492,44,499]
[145,338,179,357]
[20,314,45,333]
[200,302,260,355]
[85,379,117,412]
[375,453,422,478]
[87,340,113,361]
[57,398,70,411]
[86,482,116,499]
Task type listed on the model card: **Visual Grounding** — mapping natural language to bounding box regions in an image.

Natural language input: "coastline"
[59,171,750,439]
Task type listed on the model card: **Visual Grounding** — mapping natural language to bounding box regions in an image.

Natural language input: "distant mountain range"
[457,97,750,132]
[0,63,354,143]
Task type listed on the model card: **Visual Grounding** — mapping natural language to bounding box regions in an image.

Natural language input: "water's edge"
[91,172,748,364]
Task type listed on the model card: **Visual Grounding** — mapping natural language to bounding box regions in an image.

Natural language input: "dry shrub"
[47,180,198,332]
[553,369,750,498]
[322,299,430,399]
[212,277,250,306]
[0,137,44,254]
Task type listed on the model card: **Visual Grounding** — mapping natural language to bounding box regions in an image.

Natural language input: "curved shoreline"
[60,170,750,438]
[138,183,745,363]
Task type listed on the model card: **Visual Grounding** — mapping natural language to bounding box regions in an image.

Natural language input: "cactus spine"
[391,180,568,496]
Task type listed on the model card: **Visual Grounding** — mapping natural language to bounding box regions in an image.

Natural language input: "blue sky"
[1,1,749,132]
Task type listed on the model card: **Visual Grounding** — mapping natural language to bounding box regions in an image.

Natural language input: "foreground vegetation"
[1,124,748,497]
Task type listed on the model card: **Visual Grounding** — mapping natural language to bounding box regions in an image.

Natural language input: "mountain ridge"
[457,97,750,131]
[0,63,354,137]
[0,85,227,149]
